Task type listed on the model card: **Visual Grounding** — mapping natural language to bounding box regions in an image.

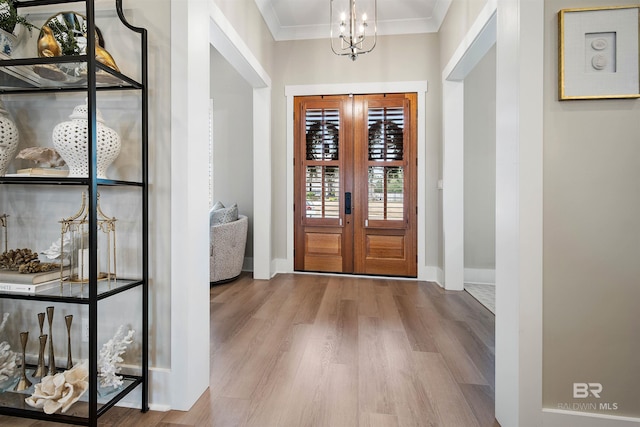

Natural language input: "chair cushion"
[210,202,238,226]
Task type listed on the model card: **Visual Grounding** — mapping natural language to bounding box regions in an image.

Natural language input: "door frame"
[285,81,429,279]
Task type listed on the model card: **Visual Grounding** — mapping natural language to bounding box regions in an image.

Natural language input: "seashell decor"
[16,147,66,168]
[25,361,89,414]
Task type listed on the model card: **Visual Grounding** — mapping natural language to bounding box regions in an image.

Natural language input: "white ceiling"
[254,0,452,41]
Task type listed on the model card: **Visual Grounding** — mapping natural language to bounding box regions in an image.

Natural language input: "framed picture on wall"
[558,5,640,100]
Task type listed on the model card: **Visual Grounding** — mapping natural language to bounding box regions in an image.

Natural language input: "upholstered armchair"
[209,214,248,284]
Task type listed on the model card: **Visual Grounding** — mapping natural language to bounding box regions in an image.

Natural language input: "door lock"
[345,192,351,214]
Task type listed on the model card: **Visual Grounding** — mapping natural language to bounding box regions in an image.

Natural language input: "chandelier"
[330,0,377,61]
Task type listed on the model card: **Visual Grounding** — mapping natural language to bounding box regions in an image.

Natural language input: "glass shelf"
[0,54,142,93]
[0,176,144,187]
[0,374,142,424]
[0,278,143,303]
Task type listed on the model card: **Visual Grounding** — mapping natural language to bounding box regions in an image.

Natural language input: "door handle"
[345,192,351,214]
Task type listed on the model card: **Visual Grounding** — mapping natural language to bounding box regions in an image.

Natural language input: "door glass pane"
[306,165,340,219]
[368,166,404,220]
[368,107,404,161]
[306,108,339,161]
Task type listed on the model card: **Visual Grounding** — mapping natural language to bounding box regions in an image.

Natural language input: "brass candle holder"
[34,334,47,379]
[46,306,56,376]
[14,331,32,391]
[33,312,46,378]
[65,314,73,369]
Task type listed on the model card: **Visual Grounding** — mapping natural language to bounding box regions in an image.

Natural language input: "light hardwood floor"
[0,273,499,426]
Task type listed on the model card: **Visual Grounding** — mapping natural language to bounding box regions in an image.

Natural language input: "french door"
[294,93,417,277]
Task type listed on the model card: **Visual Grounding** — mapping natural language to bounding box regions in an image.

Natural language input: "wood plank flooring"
[0,273,499,426]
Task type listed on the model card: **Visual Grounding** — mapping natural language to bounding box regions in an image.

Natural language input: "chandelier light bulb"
[362,13,367,21]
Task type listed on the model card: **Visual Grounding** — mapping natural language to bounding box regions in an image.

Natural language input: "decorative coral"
[25,361,88,414]
[41,234,72,261]
[0,340,17,383]
[97,326,134,389]
[0,313,17,386]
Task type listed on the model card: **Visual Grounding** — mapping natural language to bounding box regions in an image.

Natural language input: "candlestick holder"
[65,315,73,369]
[33,334,47,378]
[33,312,45,377]
[14,331,32,391]
[46,306,56,376]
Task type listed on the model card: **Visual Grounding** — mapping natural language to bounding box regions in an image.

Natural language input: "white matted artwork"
[559,5,640,100]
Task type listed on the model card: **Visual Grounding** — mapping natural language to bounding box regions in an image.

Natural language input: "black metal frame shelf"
[0,0,148,426]
[0,374,143,425]
[0,278,144,303]
[0,177,144,186]
[0,56,143,94]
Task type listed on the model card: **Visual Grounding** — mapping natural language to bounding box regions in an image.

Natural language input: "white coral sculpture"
[41,234,72,261]
[25,361,89,414]
[0,341,18,383]
[0,312,8,334]
[97,326,134,389]
[0,313,17,383]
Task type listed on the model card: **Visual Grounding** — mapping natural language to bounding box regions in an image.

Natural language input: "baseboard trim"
[543,408,640,426]
[464,267,495,285]
[423,266,444,287]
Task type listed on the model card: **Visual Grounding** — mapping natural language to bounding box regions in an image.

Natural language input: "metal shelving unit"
[0,1,148,425]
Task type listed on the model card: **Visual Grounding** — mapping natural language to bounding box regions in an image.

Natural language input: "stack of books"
[0,268,70,293]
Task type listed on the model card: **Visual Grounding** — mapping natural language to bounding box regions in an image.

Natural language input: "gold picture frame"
[558,5,640,100]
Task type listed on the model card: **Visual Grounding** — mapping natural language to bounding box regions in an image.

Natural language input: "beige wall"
[464,44,495,272]
[543,0,640,417]
[438,0,490,69]
[271,33,442,269]
[210,47,254,257]
[213,0,275,77]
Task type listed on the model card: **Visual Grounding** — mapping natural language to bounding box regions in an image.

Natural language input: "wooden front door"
[294,93,417,277]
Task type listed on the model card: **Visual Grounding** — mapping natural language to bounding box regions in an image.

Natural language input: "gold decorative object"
[95,31,120,73]
[36,12,121,74]
[33,312,46,378]
[46,306,56,376]
[37,25,61,58]
[34,334,47,379]
[59,192,117,290]
[65,315,73,369]
[14,331,31,391]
